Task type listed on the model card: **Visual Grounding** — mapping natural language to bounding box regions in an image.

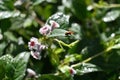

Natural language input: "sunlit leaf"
[47,29,67,37]
[0,10,20,20]
[0,55,13,80]
[46,12,70,29]
[74,63,102,75]
[102,10,120,22]
[110,44,120,49]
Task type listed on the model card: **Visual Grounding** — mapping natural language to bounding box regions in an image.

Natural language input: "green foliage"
[0,52,30,80]
[0,0,120,80]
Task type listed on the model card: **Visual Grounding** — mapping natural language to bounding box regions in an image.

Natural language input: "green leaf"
[0,0,15,10]
[59,65,70,73]
[50,52,59,67]
[0,54,13,80]
[0,42,6,56]
[64,54,82,63]
[13,52,30,80]
[102,10,120,22]
[62,0,72,9]
[74,63,102,75]
[0,10,20,20]
[33,0,45,6]
[110,44,120,50]
[4,31,18,42]
[38,74,62,80]
[69,23,82,39]
[46,12,70,29]
[0,19,11,32]
[47,29,67,37]
[23,18,33,28]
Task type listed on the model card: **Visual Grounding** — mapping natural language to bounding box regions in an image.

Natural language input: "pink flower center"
[30,41,35,46]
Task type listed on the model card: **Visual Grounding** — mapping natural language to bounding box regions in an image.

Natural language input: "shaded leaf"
[72,0,87,20]
[13,52,30,80]
[38,74,62,80]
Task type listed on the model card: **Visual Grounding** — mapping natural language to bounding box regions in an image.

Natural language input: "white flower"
[31,51,41,60]
[28,37,39,50]
[50,20,60,30]
[28,37,47,60]
[39,25,51,35]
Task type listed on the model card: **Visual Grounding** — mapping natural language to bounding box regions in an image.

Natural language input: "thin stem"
[82,50,105,63]
[58,42,65,51]
[94,4,120,9]
[71,49,110,68]
[35,17,45,26]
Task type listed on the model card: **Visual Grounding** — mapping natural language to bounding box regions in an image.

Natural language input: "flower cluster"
[28,37,46,60]
[39,20,60,35]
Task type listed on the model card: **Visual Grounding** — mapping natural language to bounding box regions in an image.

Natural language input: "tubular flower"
[39,25,51,35]
[39,20,60,35]
[28,37,46,60]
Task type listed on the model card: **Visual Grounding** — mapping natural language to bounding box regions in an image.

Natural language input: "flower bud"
[30,51,41,60]
[26,68,36,78]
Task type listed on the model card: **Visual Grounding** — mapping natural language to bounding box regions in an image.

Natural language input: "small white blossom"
[28,37,39,50]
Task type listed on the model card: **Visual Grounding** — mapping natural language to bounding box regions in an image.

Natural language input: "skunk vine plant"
[1,0,120,80]
[26,12,102,80]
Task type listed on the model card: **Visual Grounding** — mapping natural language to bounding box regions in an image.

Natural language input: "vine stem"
[71,48,111,68]
[93,4,120,9]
